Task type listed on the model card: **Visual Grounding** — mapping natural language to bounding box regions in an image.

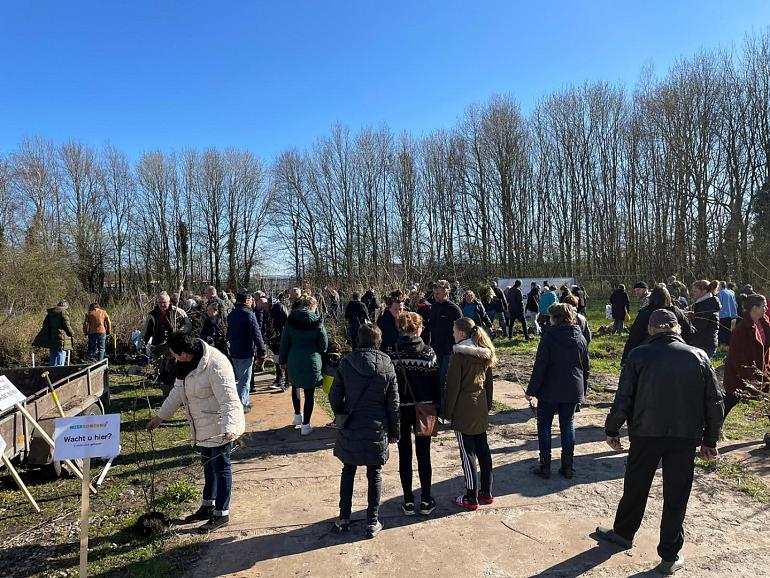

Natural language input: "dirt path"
[181,370,770,578]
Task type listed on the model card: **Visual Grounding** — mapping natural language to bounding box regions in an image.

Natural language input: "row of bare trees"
[0,32,768,306]
[0,141,273,300]
[273,33,770,289]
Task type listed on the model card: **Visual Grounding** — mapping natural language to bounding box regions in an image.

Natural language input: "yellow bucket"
[322,373,334,394]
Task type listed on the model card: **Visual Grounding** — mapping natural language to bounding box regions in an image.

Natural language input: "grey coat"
[329,348,400,466]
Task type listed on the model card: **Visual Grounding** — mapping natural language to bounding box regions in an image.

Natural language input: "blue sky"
[1,1,768,161]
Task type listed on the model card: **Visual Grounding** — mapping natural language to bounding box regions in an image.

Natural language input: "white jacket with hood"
[156,341,245,447]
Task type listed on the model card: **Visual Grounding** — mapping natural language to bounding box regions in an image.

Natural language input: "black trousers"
[339,464,382,525]
[722,392,741,421]
[718,317,733,345]
[398,406,433,503]
[613,437,696,562]
[507,310,529,339]
[455,431,493,503]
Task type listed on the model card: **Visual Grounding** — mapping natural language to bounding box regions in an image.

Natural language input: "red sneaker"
[451,495,478,511]
[478,493,494,505]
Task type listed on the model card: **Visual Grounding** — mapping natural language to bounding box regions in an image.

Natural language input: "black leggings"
[292,386,315,425]
[398,406,432,503]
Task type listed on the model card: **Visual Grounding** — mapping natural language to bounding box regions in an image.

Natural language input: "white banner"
[0,375,26,412]
[54,414,121,460]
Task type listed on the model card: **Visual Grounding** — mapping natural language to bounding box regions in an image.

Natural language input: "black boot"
[183,505,214,523]
[198,514,229,534]
[531,453,551,479]
[559,452,574,479]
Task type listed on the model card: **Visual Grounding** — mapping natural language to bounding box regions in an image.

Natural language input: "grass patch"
[490,399,514,413]
[314,387,335,419]
[722,399,770,441]
[0,369,201,578]
[695,457,770,503]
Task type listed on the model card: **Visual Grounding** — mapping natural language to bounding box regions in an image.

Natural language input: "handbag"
[394,344,439,437]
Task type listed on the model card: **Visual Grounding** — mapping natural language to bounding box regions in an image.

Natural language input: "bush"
[156,479,199,509]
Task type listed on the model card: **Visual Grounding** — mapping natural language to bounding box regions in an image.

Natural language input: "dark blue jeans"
[536,401,577,456]
[339,463,382,525]
[200,441,234,515]
[87,333,107,361]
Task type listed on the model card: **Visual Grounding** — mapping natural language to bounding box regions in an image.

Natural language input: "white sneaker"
[300,424,313,436]
[292,414,302,426]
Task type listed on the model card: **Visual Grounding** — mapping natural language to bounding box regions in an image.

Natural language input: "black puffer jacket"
[621,305,695,364]
[506,287,524,314]
[527,324,589,403]
[606,333,724,447]
[526,288,540,313]
[344,300,369,325]
[688,295,720,352]
[329,348,400,466]
[385,335,440,405]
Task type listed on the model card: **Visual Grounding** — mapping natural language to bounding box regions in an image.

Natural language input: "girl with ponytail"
[445,317,497,510]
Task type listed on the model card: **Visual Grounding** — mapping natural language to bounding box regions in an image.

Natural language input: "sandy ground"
[180,363,770,578]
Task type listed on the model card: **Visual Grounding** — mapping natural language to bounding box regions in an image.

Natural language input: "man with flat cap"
[597,309,724,575]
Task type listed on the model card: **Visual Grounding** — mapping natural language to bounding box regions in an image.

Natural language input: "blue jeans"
[488,309,507,333]
[200,441,233,515]
[232,357,253,407]
[87,333,106,361]
[438,353,452,418]
[49,348,67,366]
[536,401,577,456]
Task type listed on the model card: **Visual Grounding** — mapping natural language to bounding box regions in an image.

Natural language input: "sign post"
[54,413,121,578]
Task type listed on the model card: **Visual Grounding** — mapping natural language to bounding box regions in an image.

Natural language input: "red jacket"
[723,313,770,395]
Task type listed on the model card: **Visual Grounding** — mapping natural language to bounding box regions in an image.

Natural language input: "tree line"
[1,31,768,311]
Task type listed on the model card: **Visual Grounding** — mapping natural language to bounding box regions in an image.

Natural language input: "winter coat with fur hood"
[156,341,245,448]
[445,339,494,435]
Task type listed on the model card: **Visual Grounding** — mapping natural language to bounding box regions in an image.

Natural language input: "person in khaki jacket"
[147,332,245,534]
[445,316,497,511]
[83,303,112,361]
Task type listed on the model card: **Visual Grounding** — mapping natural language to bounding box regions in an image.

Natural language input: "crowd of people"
[31,275,769,572]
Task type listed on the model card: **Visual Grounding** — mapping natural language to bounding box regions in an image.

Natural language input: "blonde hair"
[397,312,422,335]
[454,317,497,367]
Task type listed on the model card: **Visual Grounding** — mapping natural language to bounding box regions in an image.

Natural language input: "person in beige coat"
[147,332,245,534]
[445,316,497,511]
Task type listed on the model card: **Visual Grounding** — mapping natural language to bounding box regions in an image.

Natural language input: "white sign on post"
[53,413,121,578]
[0,375,26,412]
[0,433,6,457]
[54,414,121,460]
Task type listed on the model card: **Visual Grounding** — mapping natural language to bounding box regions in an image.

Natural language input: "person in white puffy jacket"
[147,332,245,534]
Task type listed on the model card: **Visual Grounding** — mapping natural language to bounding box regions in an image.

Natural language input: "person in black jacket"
[200,302,229,357]
[257,296,289,389]
[506,280,529,340]
[487,282,509,337]
[526,303,589,479]
[687,280,721,358]
[362,288,379,321]
[597,309,724,576]
[329,324,399,539]
[428,280,463,416]
[526,283,542,336]
[386,312,440,517]
[377,290,404,351]
[609,284,630,334]
[344,292,369,348]
[621,285,695,365]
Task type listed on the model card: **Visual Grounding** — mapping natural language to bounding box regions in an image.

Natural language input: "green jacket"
[279,308,328,390]
[445,340,494,435]
[33,306,75,351]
